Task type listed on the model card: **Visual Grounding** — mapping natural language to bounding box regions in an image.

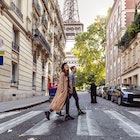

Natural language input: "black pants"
[66,87,80,114]
[91,92,97,103]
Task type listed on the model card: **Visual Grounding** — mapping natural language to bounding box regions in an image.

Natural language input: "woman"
[45,63,74,120]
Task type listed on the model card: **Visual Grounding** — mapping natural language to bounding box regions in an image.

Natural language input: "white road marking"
[24,111,64,135]
[77,110,104,136]
[0,111,21,119]
[77,112,89,136]
[0,111,42,134]
[104,110,140,137]
[128,111,140,117]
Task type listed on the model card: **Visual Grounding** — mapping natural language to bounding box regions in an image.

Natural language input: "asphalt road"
[0,92,140,140]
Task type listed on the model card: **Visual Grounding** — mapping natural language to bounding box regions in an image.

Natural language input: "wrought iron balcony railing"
[12,42,20,52]
[33,29,51,53]
[11,2,23,19]
[33,0,41,16]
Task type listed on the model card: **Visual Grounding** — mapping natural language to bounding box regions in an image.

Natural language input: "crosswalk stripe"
[104,110,140,137]
[128,111,140,117]
[24,112,63,135]
[0,111,21,119]
[0,111,42,134]
[77,110,104,136]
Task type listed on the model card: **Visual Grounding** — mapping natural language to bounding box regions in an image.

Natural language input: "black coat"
[90,83,97,95]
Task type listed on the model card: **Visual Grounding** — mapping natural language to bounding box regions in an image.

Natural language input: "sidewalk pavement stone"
[0,96,49,113]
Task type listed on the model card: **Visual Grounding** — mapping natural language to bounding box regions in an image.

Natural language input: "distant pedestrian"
[45,63,74,120]
[90,82,97,103]
[68,66,86,115]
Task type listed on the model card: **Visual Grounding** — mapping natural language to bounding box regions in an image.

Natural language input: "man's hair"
[70,66,76,70]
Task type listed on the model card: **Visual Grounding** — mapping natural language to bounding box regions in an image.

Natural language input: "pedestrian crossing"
[0,109,140,138]
[104,110,140,137]
[77,110,103,136]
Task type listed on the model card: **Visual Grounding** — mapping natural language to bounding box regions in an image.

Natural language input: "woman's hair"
[61,62,69,76]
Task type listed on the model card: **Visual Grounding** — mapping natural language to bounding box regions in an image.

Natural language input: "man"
[90,82,97,103]
[67,66,85,115]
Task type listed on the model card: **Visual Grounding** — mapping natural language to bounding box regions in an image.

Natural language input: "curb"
[1,99,50,113]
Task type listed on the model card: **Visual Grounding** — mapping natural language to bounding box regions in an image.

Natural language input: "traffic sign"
[0,56,4,65]
[0,38,5,56]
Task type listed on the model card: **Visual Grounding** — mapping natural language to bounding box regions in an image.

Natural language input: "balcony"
[33,29,51,54]
[33,0,41,16]
[42,15,48,29]
[11,2,23,19]
[12,42,20,52]
[42,0,48,8]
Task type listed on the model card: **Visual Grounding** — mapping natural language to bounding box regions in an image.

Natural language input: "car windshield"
[122,85,140,91]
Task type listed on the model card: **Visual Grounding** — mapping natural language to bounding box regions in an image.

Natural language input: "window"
[32,72,36,88]
[41,76,45,91]
[11,61,18,84]
[12,0,23,19]
[33,51,37,63]
[12,28,19,52]
[42,60,45,70]
[13,0,21,9]
[13,28,19,44]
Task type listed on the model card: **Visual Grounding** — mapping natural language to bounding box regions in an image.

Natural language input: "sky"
[58,0,114,51]
[58,0,114,31]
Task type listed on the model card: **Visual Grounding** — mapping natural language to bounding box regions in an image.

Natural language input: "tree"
[72,16,107,86]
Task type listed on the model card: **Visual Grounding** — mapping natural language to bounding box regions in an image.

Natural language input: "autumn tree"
[72,16,107,86]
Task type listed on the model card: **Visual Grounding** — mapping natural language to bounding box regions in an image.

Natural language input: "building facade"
[0,0,66,101]
[106,0,139,86]
[121,33,140,85]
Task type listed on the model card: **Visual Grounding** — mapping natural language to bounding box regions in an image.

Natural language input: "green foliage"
[72,15,106,86]
[118,9,140,51]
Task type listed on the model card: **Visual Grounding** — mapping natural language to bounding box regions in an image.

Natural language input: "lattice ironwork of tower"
[63,0,83,67]
[63,0,83,40]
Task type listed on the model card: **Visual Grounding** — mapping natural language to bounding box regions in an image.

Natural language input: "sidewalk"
[0,95,49,113]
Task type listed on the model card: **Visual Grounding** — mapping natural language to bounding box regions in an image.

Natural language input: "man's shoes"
[78,110,86,115]
[56,111,64,116]
[45,111,50,120]
[64,114,75,121]
[91,101,97,103]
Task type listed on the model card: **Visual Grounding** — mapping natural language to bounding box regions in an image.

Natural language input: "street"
[0,92,140,140]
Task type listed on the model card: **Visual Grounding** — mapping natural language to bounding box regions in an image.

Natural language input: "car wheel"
[118,97,122,105]
[111,96,114,102]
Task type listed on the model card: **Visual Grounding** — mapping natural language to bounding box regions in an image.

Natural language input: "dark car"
[104,86,115,100]
[102,86,110,99]
[111,84,140,106]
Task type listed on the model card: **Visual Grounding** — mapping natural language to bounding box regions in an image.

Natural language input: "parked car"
[111,84,140,106]
[102,86,110,99]
[104,86,115,100]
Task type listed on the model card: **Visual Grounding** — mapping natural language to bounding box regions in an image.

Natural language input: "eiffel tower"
[62,0,83,67]
[63,0,83,40]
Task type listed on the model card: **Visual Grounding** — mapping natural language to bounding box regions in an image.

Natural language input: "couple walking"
[45,63,85,120]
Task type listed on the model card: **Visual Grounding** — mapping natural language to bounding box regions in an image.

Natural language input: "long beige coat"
[50,72,68,112]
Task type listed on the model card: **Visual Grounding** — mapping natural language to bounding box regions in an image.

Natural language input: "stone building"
[106,0,139,86]
[121,33,140,85]
[121,1,140,85]
[0,0,66,101]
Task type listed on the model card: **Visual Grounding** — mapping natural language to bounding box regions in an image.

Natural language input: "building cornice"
[0,0,32,40]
